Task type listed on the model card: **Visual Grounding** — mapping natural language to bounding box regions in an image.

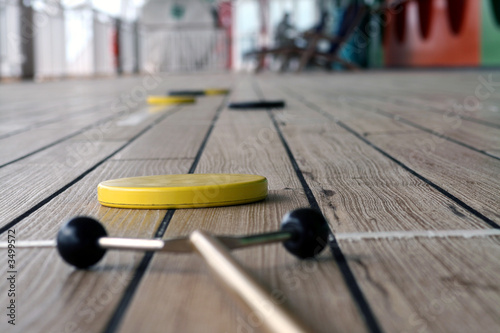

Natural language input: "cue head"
[280,208,329,258]
[56,216,108,268]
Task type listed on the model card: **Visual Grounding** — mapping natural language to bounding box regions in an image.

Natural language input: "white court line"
[335,229,500,242]
[1,230,499,249]
[117,111,151,127]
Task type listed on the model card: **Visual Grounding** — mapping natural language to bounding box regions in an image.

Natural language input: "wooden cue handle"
[189,230,310,333]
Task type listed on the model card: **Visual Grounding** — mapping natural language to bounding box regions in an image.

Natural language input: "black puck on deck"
[56,216,108,269]
[280,208,329,258]
[228,100,285,110]
[168,90,205,96]
[167,89,229,96]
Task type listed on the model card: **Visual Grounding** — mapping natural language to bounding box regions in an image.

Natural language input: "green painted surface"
[367,19,384,68]
[367,1,384,68]
[482,0,500,65]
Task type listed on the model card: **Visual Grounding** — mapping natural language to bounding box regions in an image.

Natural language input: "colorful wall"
[382,0,500,67]
[482,0,500,65]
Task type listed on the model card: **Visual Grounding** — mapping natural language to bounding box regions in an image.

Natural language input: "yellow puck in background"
[147,96,196,105]
[97,174,268,209]
[204,89,230,95]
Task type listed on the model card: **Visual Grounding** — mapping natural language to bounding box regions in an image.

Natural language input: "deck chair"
[248,0,410,73]
[295,2,367,72]
[296,0,413,71]
[247,2,366,72]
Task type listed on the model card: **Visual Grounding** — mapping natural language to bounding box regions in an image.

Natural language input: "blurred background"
[0,0,499,80]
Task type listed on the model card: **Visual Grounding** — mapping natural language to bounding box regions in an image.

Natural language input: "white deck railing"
[140,26,228,73]
[0,4,231,79]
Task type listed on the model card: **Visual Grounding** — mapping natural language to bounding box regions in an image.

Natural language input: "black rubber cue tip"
[280,208,330,258]
[56,216,108,269]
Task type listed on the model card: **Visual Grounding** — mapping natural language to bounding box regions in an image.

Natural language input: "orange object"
[384,0,480,67]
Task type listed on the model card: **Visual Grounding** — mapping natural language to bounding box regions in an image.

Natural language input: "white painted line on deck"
[117,111,151,127]
[335,229,500,242]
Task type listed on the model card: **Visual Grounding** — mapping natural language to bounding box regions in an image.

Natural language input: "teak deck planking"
[265,76,500,224]
[0,81,228,331]
[258,76,500,332]
[118,79,365,333]
[0,71,499,333]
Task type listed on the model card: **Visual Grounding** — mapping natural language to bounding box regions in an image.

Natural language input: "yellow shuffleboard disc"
[204,89,229,95]
[147,96,196,105]
[98,174,268,209]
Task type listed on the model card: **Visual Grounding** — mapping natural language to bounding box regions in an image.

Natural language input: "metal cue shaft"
[5,229,500,251]
[0,231,294,253]
[189,230,310,333]
[97,231,294,253]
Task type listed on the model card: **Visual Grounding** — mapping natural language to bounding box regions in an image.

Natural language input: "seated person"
[274,13,297,47]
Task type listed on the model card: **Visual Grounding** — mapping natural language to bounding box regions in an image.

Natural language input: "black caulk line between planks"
[346,97,500,162]
[324,83,500,130]
[103,93,230,333]
[287,88,500,230]
[374,107,500,161]
[0,107,183,236]
[0,105,145,169]
[252,81,384,333]
[386,97,500,131]
[0,100,113,141]
[299,85,500,131]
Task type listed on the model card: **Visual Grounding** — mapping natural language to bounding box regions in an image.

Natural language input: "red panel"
[418,0,433,39]
[395,2,408,43]
[218,2,232,69]
[384,0,480,67]
[447,0,466,35]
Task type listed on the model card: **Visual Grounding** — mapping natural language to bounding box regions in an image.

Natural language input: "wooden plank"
[283,73,500,127]
[0,117,118,167]
[0,102,108,137]
[0,73,232,227]
[256,78,491,232]
[0,90,224,332]
[0,97,146,165]
[69,105,169,142]
[112,96,224,160]
[0,74,178,138]
[339,236,500,333]
[0,140,125,226]
[367,132,500,223]
[340,96,500,155]
[1,71,498,333]
[0,159,188,333]
[0,104,176,223]
[255,73,500,333]
[0,79,126,122]
[269,78,500,225]
[257,73,500,332]
[118,80,367,333]
[0,106,184,227]
[381,96,500,128]
[285,87,500,159]
[279,85,423,137]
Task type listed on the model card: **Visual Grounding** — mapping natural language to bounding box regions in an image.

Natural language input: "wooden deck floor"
[0,70,499,333]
